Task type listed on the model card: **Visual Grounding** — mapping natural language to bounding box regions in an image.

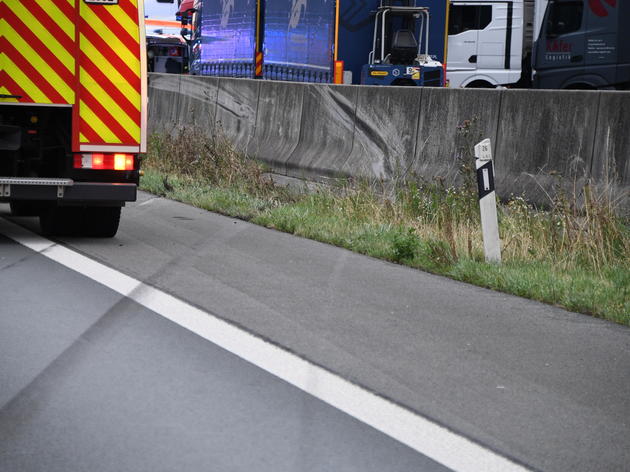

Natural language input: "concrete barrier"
[252,80,305,174]
[494,89,599,205]
[177,75,219,134]
[341,85,422,181]
[286,84,358,181]
[147,73,181,134]
[215,78,260,153]
[412,87,502,185]
[147,73,629,212]
[591,91,630,214]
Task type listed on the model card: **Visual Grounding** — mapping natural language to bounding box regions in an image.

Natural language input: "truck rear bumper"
[0,178,136,203]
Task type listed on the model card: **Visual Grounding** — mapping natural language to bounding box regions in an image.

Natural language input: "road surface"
[0,232,450,472]
[1,192,629,472]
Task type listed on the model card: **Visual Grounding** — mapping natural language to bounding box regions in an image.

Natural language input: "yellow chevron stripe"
[79,3,140,76]
[80,133,88,142]
[39,0,74,40]
[106,3,140,42]
[79,34,141,110]
[79,100,121,143]
[1,21,74,103]
[80,67,140,141]
[0,53,51,103]
[0,86,19,102]
[5,1,74,74]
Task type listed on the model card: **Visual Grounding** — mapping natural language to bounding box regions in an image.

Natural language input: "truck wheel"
[10,201,42,217]
[85,207,121,238]
[39,207,82,236]
[465,80,494,88]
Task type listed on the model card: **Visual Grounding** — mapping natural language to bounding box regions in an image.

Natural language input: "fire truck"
[0,0,147,237]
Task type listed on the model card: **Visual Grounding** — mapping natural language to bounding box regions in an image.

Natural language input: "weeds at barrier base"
[143,126,630,325]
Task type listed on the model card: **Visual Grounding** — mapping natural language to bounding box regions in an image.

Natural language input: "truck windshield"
[448,5,491,35]
[545,1,583,36]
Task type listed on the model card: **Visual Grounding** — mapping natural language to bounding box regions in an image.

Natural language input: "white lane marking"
[0,218,531,472]
[138,197,159,207]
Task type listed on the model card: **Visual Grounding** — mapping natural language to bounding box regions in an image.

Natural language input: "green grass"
[140,128,630,326]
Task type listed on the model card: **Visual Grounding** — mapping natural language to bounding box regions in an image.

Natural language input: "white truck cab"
[447,0,542,88]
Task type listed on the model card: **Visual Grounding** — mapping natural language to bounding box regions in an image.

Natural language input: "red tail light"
[168,47,182,57]
[92,153,106,169]
[74,153,135,171]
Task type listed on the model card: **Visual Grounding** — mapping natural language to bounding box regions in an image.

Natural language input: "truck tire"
[466,80,494,88]
[85,206,121,238]
[39,207,82,236]
[10,201,43,217]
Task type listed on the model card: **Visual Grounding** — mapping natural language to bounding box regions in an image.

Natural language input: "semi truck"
[176,0,449,85]
[447,0,629,89]
[0,0,147,237]
[147,33,189,74]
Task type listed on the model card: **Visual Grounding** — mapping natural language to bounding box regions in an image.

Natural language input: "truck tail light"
[168,46,182,57]
[74,153,135,171]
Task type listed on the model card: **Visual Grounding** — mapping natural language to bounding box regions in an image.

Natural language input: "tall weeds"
[147,125,275,196]
[142,126,629,323]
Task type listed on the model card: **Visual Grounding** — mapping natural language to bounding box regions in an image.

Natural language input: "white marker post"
[474,139,501,263]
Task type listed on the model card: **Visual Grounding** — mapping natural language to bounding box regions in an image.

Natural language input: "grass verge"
[141,127,630,325]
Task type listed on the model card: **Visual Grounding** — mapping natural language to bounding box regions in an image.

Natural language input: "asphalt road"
[1,191,629,472]
[0,234,448,472]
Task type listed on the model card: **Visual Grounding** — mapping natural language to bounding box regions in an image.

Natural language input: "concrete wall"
[413,88,501,185]
[252,81,304,174]
[148,73,629,213]
[148,73,181,132]
[215,78,260,153]
[177,75,219,134]
[591,92,630,211]
[344,85,422,181]
[494,90,599,202]
[286,84,357,181]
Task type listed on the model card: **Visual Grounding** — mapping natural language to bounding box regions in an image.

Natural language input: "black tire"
[39,207,83,236]
[10,201,43,217]
[85,206,121,238]
[465,80,494,89]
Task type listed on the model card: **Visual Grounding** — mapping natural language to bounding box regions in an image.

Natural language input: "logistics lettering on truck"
[446,0,629,89]
[533,0,629,89]
[0,0,147,237]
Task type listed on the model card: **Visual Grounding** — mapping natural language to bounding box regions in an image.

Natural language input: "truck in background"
[0,0,147,237]
[177,0,448,85]
[447,0,629,89]
[147,33,189,74]
[360,1,445,86]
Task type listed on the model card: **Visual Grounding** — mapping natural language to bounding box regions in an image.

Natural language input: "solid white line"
[0,218,530,472]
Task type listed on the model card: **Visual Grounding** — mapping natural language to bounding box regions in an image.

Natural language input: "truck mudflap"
[0,178,136,203]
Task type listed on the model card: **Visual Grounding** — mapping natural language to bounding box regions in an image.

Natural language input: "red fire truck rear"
[0,0,147,237]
